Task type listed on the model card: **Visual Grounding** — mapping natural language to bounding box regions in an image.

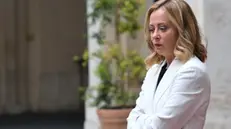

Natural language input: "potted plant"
[73,0,146,129]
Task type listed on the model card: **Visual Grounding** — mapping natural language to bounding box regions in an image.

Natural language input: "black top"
[156,63,167,90]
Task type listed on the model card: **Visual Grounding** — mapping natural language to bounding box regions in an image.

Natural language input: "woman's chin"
[155,50,164,55]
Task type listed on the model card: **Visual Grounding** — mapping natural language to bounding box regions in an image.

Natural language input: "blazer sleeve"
[136,67,210,129]
[127,67,153,129]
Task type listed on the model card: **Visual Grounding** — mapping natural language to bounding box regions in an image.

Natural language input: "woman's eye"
[159,26,168,31]
[148,28,154,32]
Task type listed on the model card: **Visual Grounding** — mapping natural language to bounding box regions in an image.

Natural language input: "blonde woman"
[127,0,211,129]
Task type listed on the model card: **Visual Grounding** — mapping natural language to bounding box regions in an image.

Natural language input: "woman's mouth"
[154,44,162,48]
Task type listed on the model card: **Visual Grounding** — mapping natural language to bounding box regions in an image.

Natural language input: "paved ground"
[0,111,84,129]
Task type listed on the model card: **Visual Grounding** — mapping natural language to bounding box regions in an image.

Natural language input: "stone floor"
[0,111,84,129]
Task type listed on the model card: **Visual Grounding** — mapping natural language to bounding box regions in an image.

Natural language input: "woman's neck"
[165,55,175,68]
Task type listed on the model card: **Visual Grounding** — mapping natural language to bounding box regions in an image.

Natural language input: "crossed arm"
[127,67,210,129]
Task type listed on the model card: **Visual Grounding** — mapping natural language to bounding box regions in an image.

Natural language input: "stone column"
[84,0,100,129]
[186,0,204,27]
[185,0,206,45]
[187,0,231,128]
[204,0,231,128]
[0,0,26,114]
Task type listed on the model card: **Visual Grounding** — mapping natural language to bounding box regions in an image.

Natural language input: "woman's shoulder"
[177,56,210,82]
[177,56,211,92]
[182,56,207,73]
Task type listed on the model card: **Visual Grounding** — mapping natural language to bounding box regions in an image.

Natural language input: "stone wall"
[204,0,231,128]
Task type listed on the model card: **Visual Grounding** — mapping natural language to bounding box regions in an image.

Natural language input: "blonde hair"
[144,0,207,69]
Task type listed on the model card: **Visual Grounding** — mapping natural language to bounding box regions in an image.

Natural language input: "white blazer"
[127,56,211,129]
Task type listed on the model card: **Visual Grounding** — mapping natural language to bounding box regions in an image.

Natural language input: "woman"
[127,0,211,129]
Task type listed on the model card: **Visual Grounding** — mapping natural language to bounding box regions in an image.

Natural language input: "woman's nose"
[151,30,160,40]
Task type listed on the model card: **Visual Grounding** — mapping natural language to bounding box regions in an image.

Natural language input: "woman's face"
[149,8,178,57]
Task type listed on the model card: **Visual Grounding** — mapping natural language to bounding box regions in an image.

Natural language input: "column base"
[84,107,100,129]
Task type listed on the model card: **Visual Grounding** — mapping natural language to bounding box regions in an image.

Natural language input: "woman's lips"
[154,44,162,48]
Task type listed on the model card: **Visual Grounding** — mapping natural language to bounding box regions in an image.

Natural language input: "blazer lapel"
[149,62,164,94]
[153,58,184,110]
[143,61,165,113]
[144,64,160,113]
[149,60,168,96]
